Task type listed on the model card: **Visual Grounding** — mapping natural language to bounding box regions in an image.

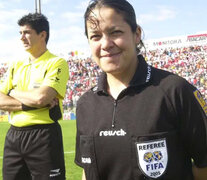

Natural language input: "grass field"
[0,120,82,180]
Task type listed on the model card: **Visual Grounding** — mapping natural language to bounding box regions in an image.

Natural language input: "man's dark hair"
[18,13,49,44]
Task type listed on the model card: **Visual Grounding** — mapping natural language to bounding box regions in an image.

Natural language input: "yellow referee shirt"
[0,50,69,127]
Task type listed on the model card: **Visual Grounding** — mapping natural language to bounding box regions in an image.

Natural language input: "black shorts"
[3,122,66,180]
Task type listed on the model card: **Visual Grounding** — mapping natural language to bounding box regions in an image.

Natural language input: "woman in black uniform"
[75,0,207,179]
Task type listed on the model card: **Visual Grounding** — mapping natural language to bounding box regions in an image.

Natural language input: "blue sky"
[0,0,207,62]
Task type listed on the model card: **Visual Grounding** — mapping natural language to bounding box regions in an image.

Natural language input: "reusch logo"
[99,129,127,136]
[146,65,151,82]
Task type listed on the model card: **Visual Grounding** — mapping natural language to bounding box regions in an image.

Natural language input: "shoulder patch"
[193,90,207,116]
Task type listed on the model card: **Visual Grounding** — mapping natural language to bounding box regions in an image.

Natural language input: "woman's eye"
[111,30,122,35]
[90,35,101,40]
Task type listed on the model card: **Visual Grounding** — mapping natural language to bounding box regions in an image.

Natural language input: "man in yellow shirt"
[0,13,69,180]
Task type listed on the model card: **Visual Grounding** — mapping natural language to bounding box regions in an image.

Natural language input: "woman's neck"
[106,60,138,99]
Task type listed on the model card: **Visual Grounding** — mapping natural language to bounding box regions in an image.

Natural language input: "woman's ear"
[135,26,141,44]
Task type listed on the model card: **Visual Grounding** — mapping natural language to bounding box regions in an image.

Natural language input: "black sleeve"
[74,104,84,168]
[177,82,207,168]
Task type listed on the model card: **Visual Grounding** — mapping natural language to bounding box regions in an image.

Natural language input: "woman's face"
[86,7,141,76]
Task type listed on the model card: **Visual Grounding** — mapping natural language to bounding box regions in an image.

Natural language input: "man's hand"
[48,98,59,109]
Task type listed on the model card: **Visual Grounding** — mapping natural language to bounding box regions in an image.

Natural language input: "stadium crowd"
[0,45,206,118]
[145,45,207,100]
[64,45,207,112]
[63,57,102,113]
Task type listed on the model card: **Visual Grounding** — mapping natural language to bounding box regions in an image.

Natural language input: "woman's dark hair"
[18,13,49,44]
[84,0,144,53]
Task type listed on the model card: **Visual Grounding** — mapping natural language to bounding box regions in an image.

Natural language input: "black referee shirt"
[75,55,207,180]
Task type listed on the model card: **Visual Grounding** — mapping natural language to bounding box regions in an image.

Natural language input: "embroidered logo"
[146,65,151,82]
[136,139,168,178]
[49,168,61,177]
[57,68,61,75]
[99,129,127,136]
[194,90,207,116]
[82,157,92,164]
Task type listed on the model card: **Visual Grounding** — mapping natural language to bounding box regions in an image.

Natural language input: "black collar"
[94,55,152,94]
[130,54,152,86]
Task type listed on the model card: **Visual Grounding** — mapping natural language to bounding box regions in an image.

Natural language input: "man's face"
[19,24,43,53]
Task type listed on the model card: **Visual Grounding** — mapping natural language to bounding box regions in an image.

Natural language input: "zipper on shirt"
[112,100,117,128]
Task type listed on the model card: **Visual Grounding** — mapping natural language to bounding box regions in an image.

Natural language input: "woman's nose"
[101,35,114,50]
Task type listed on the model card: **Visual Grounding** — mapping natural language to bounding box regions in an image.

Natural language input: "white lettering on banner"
[153,39,182,46]
[99,129,127,136]
[144,32,207,50]
[187,34,207,42]
[136,139,168,179]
